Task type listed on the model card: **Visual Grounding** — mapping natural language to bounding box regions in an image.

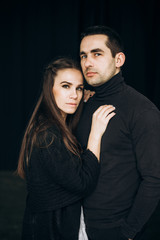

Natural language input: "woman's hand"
[84,89,95,102]
[90,105,116,139]
[87,105,116,160]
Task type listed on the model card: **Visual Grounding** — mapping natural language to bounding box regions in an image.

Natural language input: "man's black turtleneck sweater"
[76,72,160,239]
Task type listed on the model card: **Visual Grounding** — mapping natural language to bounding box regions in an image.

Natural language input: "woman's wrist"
[87,133,101,161]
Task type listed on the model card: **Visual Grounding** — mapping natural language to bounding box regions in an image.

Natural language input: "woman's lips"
[66,103,77,106]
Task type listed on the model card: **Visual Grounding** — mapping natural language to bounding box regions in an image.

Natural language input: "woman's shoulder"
[36,124,61,148]
[47,124,61,136]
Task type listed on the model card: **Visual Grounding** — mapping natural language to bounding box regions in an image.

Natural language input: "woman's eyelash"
[62,85,84,91]
[77,87,84,91]
[62,85,69,88]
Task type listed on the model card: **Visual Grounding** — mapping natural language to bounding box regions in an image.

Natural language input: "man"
[76,26,160,240]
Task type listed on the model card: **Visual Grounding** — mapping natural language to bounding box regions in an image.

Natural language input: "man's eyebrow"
[80,51,86,56]
[80,48,104,55]
[91,48,104,53]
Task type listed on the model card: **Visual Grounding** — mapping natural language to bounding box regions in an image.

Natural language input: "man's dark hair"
[81,25,124,57]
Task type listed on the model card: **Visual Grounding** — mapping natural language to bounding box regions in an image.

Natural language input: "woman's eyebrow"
[60,81,72,85]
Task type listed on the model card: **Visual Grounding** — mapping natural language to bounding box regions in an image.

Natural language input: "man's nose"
[84,56,94,68]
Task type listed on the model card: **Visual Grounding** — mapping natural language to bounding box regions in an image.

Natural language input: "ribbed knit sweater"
[25,125,100,212]
[76,72,160,239]
[22,125,100,239]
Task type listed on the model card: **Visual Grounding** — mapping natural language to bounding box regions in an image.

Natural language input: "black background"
[1,0,160,170]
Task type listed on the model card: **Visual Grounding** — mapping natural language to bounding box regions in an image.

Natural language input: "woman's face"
[52,68,84,119]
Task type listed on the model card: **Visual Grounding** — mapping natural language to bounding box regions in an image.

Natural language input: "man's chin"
[85,77,96,85]
[86,79,102,87]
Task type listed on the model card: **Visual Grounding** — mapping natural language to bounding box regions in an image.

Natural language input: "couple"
[17,26,160,240]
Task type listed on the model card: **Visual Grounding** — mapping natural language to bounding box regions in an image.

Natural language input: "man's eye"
[62,85,69,89]
[81,55,87,59]
[95,53,101,56]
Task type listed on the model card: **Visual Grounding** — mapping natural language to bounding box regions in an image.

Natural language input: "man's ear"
[115,52,125,68]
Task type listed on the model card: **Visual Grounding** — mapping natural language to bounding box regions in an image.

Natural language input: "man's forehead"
[80,34,108,52]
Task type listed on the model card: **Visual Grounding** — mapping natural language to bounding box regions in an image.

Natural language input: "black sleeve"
[40,132,100,197]
[121,109,160,239]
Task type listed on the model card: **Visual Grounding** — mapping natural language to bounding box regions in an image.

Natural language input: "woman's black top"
[22,125,100,240]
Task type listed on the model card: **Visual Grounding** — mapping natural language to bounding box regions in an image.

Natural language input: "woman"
[17,57,115,240]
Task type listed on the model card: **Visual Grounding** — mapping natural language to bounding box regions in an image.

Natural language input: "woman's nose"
[70,89,78,99]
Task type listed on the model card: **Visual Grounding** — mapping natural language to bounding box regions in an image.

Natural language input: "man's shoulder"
[123,84,158,110]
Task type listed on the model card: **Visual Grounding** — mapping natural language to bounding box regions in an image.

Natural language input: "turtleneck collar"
[93,71,125,99]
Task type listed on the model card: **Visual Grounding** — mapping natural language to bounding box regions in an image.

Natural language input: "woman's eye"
[77,87,84,91]
[62,85,69,89]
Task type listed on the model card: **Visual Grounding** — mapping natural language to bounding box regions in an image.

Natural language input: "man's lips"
[86,72,97,77]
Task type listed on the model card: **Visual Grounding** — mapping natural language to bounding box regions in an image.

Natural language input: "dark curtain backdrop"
[1,0,160,170]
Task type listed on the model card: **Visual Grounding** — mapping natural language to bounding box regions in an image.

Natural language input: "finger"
[105,112,116,122]
[90,91,95,97]
[84,93,91,102]
[84,90,95,102]
[93,105,105,116]
[101,106,116,118]
[93,105,112,114]
[95,105,115,118]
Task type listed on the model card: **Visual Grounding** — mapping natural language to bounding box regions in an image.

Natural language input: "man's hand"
[84,89,95,102]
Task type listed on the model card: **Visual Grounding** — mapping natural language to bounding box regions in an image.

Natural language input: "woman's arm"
[87,105,115,160]
[39,105,115,194]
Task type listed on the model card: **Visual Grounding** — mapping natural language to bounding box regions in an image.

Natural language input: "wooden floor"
[0,171,26,240]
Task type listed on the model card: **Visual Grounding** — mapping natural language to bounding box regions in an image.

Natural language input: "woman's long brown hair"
[17,58,84,179]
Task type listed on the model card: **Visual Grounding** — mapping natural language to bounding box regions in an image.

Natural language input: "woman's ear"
[115,52,125,68]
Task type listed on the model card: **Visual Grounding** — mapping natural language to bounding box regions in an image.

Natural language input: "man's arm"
[121,109,160,239]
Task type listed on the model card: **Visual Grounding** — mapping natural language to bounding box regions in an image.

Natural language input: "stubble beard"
[85,74,106,87]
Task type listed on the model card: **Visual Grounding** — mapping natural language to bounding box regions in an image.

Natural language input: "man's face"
[80,34,120,87]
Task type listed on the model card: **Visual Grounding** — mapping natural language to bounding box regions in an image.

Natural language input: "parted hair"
[17,58,83,179]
